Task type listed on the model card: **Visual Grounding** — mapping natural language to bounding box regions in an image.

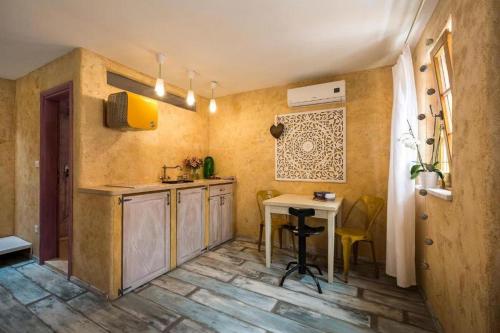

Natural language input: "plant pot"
[419,172,438,189]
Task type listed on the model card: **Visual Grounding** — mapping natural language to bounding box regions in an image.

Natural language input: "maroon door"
[40,82,73,278]
[57,99,71,260]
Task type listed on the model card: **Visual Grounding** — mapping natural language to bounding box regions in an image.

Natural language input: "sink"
[162,179,194,184]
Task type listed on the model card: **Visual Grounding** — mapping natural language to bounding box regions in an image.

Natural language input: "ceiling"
[0,0,434,97]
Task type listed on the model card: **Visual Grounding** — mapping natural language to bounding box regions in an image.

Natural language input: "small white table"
[263,194,343,283]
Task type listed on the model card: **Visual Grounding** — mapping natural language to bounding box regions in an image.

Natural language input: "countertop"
[78,178,235,196]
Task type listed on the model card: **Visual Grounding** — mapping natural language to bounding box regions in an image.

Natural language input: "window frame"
[430,29,453,178]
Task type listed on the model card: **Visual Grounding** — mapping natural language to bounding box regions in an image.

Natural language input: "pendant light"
[209,81,217,113]
[154,53,166,97]
[186,70,196,106]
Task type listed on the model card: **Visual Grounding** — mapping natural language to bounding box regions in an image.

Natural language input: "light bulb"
[186,89,195,106]
[209,98,217,113]
[155,78,165,97]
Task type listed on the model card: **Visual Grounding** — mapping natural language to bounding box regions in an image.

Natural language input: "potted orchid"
[400,120,444,188]
[183,157,204,180]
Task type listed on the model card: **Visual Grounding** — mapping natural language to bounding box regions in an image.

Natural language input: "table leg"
[265,206,272,268]
[335,204,343,260]
[327,211,336,283]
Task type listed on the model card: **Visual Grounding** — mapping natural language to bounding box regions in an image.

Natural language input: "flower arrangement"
[183,157,204,170]
[399,119,444,185]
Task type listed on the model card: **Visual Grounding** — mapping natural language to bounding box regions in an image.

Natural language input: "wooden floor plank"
[362,290,428,315]
[345,276,423,301]
[29,296,105,333]
[181,261,235,282]
[230,240,260,250]
[190,288,324,333]
[275,301,374,333]
[0,285,52,333]
[151,275,198,296]
[113,292,180,331]
[260,274,404,322]
[231,276,370,327]
[193,256,261,279]
[169,319,216,333]
[139,285,265,333]
[168,268,277,311]
[241,260,284,277]
[407,312,438,331]
[377,317,434,333]
[0,267,50,304]
[300,275,359,297]
[203,251,244,265]
[219,242,246,252]
[67,292,158,332]
[215,247,287,268]
[239,260,358,296]
[17,264,85,300]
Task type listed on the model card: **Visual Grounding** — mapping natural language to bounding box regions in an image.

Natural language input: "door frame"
[39,81,73,278]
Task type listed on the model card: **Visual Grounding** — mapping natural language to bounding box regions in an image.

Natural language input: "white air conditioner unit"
[287,80,346,107]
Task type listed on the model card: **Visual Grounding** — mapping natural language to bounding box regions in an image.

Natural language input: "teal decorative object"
[203,156,215,179]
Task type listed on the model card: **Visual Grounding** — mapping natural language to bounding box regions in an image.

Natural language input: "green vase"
[203,156,215,179]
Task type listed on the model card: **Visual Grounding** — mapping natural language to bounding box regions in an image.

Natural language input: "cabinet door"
[177,187,204,265]
[208,195,221,248]
[123,191,170,292]
[221,193,233,243]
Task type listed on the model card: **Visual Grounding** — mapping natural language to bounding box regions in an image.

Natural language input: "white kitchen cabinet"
[209,195,222,248]
[220,193,233,243]
[122,191,170,293]
[176,187,205,265]
[209,184,234,248]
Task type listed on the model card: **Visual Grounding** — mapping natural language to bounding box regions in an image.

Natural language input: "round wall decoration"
[275,108,346,182]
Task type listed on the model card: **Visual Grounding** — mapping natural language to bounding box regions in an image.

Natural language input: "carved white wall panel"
[275,108,346,182]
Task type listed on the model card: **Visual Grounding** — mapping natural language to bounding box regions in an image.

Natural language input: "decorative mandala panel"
[275,108,346,182]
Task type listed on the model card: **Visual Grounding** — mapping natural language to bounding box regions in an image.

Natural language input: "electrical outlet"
[34,224,39,233]
[34,160,40,168]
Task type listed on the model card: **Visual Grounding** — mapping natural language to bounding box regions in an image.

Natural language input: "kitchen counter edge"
[78,179,236,196]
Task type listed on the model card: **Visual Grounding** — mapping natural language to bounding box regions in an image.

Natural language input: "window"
[431,30,453,179]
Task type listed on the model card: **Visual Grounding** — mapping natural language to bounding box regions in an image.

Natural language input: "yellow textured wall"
[14,50,80,256]
[0,78,16,237]
[413,0,500,332]
[77,48,209,187]
[208,67,393,257]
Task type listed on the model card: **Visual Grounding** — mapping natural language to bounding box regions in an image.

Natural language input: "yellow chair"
[335,195,384,282]
[256,190,296,252]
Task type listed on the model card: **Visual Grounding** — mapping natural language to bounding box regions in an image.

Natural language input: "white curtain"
[386,45,417,288]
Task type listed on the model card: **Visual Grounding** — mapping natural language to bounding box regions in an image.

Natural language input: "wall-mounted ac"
[287,80,346,107]
[106,91,158,130]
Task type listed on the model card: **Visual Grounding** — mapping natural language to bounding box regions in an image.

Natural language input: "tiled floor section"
[0,240,437,332]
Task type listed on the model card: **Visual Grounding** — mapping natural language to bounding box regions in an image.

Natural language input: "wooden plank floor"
[0,240,437,332]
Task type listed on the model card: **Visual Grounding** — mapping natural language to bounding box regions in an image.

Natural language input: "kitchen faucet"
[160,164,182,181]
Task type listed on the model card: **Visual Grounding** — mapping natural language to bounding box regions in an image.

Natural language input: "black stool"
[280,207,325,293]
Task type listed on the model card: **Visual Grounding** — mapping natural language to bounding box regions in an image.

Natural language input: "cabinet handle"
[119,197,132,204]
[167,192,170,206]
[178,192,181,204]
[221,196,224,206]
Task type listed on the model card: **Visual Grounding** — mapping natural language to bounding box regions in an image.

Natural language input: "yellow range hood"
[106,91,158,130]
